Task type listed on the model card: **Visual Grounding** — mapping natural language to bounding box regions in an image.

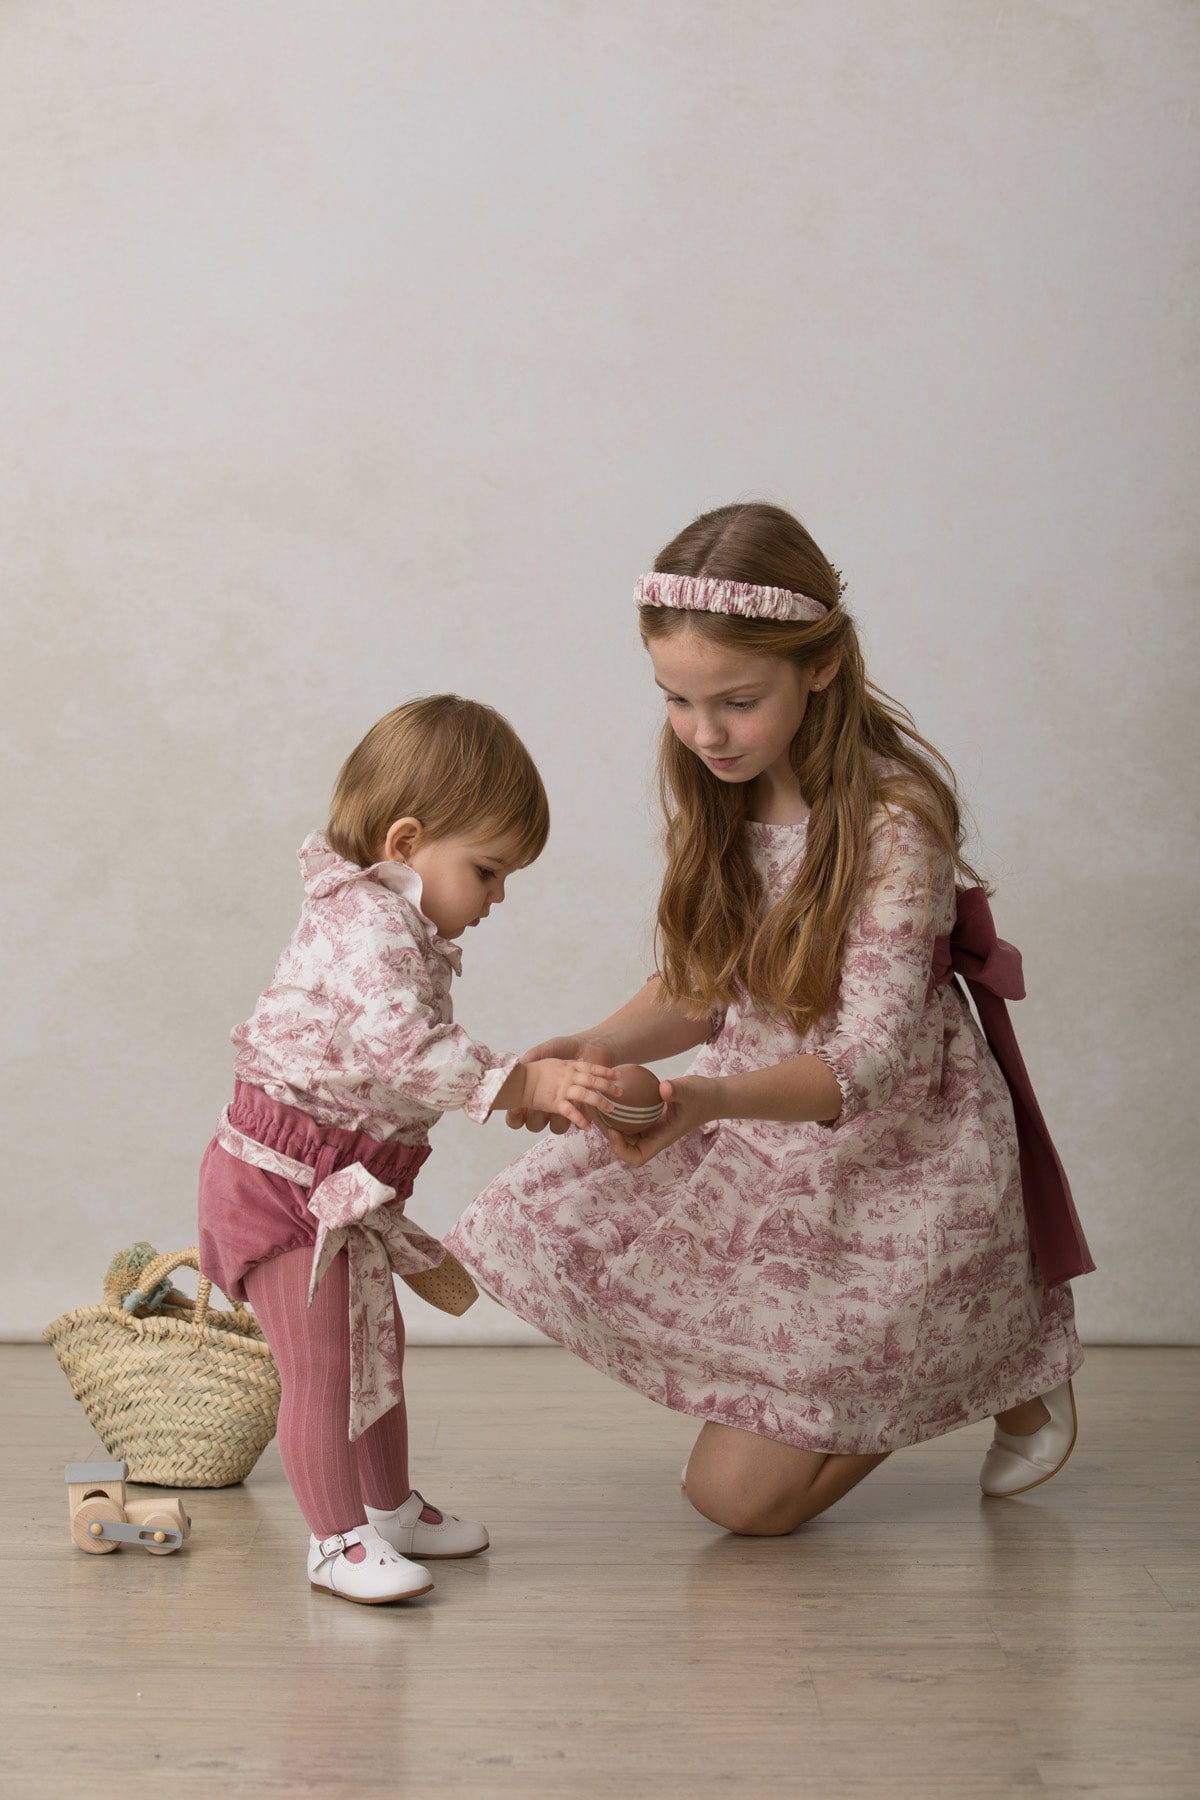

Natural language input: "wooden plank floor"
[3,1344,1198,1799]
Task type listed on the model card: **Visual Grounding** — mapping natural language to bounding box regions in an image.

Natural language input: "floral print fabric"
[232,834,517,1143]
[448,808,1081,1455]
[633,571,828,624]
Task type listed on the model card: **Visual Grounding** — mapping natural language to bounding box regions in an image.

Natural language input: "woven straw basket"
[43,1247,280,1488]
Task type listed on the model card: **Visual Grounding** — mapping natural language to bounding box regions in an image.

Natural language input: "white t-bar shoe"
[365,1491,489,1560]
[307,1523,434,1603]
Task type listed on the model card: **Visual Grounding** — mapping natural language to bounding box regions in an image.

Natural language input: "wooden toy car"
[65,1461,191,1555]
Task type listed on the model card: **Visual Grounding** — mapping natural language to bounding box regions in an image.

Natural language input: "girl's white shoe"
[980,1380,1078,1498]
[307,1523,434,1604]
[365,1490,489,1560]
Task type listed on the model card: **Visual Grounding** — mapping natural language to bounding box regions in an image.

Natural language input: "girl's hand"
[599,1075,719,1168]
[506,1040,614,1134]
[517,1057,624,1133]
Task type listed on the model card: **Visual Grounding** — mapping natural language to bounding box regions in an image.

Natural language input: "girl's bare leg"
[683,1419,889,1536]
[993,1396,1051,1434]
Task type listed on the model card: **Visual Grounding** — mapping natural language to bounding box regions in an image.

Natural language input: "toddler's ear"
[382,816,423,863]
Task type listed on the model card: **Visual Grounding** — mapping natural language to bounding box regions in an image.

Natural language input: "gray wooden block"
[64,1461,128,1484]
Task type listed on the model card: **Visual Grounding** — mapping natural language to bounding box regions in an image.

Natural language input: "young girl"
[447,503,1093,1536]
[198,695,621,1602]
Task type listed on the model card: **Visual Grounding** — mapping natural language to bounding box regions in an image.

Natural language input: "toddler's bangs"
[470,773,550,869]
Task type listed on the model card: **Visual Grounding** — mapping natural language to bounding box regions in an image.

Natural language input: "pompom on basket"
[43,1245,280,1488]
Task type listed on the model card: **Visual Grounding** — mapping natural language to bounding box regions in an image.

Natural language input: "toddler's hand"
[506,1040,615,1134]
[518,1059,624,1133]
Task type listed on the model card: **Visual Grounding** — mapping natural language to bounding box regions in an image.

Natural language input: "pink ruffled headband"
[633,571,832,623]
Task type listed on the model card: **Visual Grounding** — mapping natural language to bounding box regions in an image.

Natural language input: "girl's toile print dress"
[447,808,1084,1455]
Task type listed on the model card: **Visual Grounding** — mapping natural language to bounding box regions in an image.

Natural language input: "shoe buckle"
[318,1532,348,1558]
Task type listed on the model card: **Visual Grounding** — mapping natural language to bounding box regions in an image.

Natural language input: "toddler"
[198,695,618,1602]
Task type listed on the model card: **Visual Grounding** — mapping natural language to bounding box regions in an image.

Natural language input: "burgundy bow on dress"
[932,887,1094,1291]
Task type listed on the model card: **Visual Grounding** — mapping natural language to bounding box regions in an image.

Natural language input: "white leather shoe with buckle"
[365,1491,489,1560]
[307,1523,434,1604]
[980,1380,1078,1498]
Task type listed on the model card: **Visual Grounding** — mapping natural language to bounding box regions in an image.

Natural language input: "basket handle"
[120,1247,246,1329]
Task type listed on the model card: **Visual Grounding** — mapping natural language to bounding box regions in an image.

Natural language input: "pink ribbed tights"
[244,1244,410,1540]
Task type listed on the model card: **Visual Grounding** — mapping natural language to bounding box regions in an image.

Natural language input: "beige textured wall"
[3,3,1196,1345]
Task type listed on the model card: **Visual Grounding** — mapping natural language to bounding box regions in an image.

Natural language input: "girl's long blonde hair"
[641,503,982,1036]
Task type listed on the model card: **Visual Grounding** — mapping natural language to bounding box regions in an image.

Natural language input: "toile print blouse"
[231,833,517,1144]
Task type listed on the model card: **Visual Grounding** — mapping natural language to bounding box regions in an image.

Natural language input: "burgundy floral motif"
[448,807,1081,1455]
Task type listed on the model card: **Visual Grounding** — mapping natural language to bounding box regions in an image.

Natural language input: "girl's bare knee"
[685,1473,799,1537]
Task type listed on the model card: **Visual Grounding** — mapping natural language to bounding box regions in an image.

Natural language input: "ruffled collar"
[298,832,463,973]
[744,815,810,834]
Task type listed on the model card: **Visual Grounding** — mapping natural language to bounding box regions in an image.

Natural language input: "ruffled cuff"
[809,1049,857,1129]
[462,1054,520,1125]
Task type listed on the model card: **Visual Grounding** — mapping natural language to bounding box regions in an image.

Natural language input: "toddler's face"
[398,829,526,939]
[647,629,816,792]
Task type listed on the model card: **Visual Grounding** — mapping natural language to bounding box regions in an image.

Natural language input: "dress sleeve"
[808,807,952,1127]
[336,911,517,1124]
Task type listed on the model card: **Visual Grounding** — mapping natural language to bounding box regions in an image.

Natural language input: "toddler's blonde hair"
[327,695,549,868]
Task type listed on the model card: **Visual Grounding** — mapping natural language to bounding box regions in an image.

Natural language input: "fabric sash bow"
[306,1159,451,1439]
[216,1113,448,1438]
[932,887,1094,1291]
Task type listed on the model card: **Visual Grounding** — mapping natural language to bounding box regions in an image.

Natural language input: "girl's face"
[385,825,525,938]
[647,626,831,799]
